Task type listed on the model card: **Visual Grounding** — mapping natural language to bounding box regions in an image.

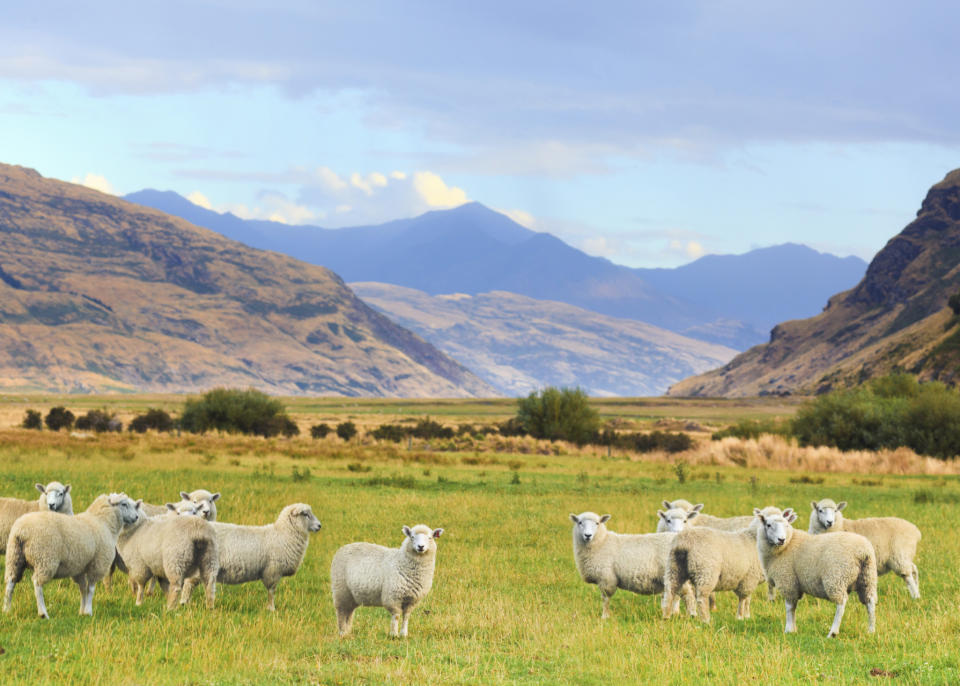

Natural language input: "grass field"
[1,397,958,685]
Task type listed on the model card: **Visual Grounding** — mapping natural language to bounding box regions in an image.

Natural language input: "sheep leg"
[32,577,49,619]
[783,599,797,633]
[828,599,846,638]
[683,584,697,617]
[3,580,15,613]
[736,595,748,620]
[600,588,613,619]
[904,565,920,599]
[400,607,413,637]
[203,574,217,610]
[696,589,711,624]
[181,576,198,605]
[166,579,184,611]
[134,580,146,606]
[336,602,356,636]
[81,581,95,616]
[265,584,277,612]
[708,593,716,611]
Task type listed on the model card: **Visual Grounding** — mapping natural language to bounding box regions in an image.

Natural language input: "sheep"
[661,499,697,513]
[656,506,701,533]
[659,500,756,532]
[331,524,444,637]
[3,493,140,618]
[755,506,877,637]
[116,501,219,610]
[0,482,74,555]
[663,517,766,622]
[569,512,695,620]
[180,490,220,521]
[181,503,321,611]
[808,498,921,598]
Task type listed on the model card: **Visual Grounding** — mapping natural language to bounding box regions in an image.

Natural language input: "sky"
[1,1,958,268]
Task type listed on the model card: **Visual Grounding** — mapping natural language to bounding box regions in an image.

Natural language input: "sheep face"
[109,493,141,524]
[402,524,442,554]
[810,499,846,530]
[36,481,71,512]
[755,508,798,547]
[657,507,697,533]
[569,512,610,544]
[289,504,322,532]
[166,500,201,516]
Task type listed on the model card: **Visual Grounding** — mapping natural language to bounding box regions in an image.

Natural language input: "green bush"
[410,418,455,440]
[22,409,42,430]
[310,423,332,439]
[336,421,358,442]
[180,388,296,438]
[370,423,408,442]
[129,408,175,433]
[712,418,788,440]
[497,417,527,437]
[44,406,75,432]
[516,386,600,446]
[632,430,694,453]
[76,409,122,433]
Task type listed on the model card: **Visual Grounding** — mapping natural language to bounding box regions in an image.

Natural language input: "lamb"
[3,493,140,618]
[180,490,220,521]
[331,524,444,637]
[0,482,74,555]
[656,505,701,533]
[116,501,219,610]
[569,512,695,619]
[663,517,765,622]
[181,503,320,611]
[808,498,921,598]
[755,506,877,637]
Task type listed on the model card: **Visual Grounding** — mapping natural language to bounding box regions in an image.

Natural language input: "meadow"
[0,396,958,685]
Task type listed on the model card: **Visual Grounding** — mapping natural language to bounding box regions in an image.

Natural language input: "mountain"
[668,169,960,397]
[126,191,867,349]
[351,282,738,397]
[0,164,494,397]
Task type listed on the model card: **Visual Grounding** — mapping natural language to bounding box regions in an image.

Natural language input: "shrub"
[310,423,332,439]
[631,430,693,453]
[498,417,527,437]
[129,408,175,433]
[712,418,787,440]
[410,418,454,440]
[44,406,75,432]
[22,409,42,430]
[180,388,296,438]
[336,421,358,442]
[370,423,408,442]
[76,409,122,433]
[516,386,600,446]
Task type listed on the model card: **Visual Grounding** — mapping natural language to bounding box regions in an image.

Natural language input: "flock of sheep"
[571,497,921,637]
[0,480,923,639]
[0,481,442,637]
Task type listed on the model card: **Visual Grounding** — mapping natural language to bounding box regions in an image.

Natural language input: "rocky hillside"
[669,169,960,397]
[0,164,494,397]
[352,282,737,397]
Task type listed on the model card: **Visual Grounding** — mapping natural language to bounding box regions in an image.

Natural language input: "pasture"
[0,396,957,685]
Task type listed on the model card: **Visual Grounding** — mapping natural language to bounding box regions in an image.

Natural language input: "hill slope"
[351,282,737,397]
[126,191,867,349]
[0,164,494,397]
[669,169,960,397]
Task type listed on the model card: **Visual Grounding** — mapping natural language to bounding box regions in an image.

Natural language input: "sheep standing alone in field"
[117,501,219,610]
[3,493,140,618]
[808,498,921,598]
[181,503,321,611]
[570,512,695,619]
[331,524,444,637]
[0,482,73,555]
[663,517,766,622]
[755,507,877,637]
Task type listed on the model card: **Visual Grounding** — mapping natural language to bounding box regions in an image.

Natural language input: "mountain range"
[0,163,493,397]
[124,191,868,350]
[669,168,960,397]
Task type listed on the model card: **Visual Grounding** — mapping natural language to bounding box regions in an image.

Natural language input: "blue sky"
[1,1,958,267]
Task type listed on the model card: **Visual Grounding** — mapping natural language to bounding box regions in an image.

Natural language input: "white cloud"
[224,191,319,225]
[186,191,213,209]
[71,173,115,195]
[497,208,537,228]
[669,239,708,260]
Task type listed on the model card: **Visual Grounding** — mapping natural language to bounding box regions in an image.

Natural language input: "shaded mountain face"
[351,282,738,397]
[0,164,494,397]
[126,192,866,350]
[669,169,960,397]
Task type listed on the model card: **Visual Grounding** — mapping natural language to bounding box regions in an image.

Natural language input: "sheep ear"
[783,508,797,523]
[64,484,71,494]
[657,510,667,521]
[691,503,704,513]
[180,492,190,501]
[686,510,699,521]
[599,514,611,524]
[210,492,221,502]
[432,528,444,539]
[810,501,817,511]
[36,483,47,494]
[166,503,177,512]
[402,526,413,537]
[753,508,765,523]
[569,513,580,524]
[661,500,672,509]
[836,501,847,511]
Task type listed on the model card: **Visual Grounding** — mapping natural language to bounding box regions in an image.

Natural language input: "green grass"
[0,409,956,684]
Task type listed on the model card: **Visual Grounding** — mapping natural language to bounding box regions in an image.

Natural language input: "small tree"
[310,423,332,439]
[22,409,43,430]
[180,388,296,438]
[44,406,75,432]
[129,408,175,433]
[516,386,600,446]
[336,421,358,442]
[75,409,122,433]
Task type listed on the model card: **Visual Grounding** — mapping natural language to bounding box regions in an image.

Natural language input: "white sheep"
[755,506,877,637]
[663,517,766,622]
[660,500,756,532]
[661,499,697,512]
[181,503,321,611]
[0,482,74,555]
[116,501,220,610]
[3,493,140,618]
[656,506,701,533]
[180,489,220,521]
[808,498,921,598]
[569,512,695,619]
[331,524,444,637]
